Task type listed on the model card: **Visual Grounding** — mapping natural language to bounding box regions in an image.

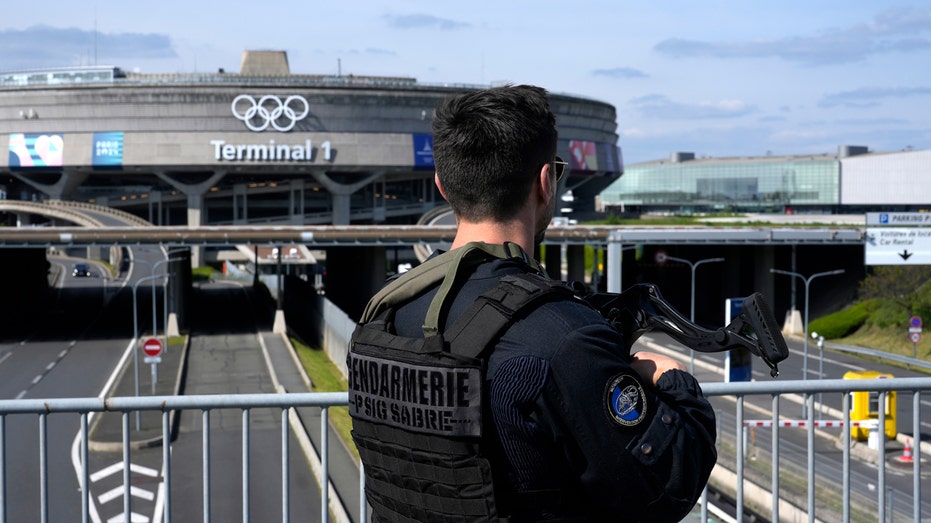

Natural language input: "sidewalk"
[88,336,189,451]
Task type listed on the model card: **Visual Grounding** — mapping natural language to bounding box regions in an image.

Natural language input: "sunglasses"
[552,156,568,182]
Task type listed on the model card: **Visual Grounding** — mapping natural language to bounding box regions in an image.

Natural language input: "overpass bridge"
[0,197,869,326]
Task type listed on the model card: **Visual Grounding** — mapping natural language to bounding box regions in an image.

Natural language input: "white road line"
[98,485,155,505]
[97,486,123,504]
[0,352,11,366]
[106,511,149,523]
[91,462,125,483]
[46,362,56,371]
[71,339,150,523]
[15,390,26,400]
[31,375,42,385]
[59,349,68,358]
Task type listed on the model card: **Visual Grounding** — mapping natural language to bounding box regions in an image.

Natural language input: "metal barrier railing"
[2,378,931,523]
[0,392,347,523]
[702,377,931,523]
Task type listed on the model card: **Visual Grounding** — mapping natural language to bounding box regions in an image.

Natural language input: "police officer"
[354,85,717,522]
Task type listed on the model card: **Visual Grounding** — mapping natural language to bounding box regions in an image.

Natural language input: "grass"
[290,337,358,461]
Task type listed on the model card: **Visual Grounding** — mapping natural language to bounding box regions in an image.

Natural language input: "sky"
[2,1,931,164]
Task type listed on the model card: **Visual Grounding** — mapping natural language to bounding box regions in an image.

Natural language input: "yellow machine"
[843,370,897,441]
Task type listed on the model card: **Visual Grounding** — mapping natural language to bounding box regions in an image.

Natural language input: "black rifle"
[584,284,789,377]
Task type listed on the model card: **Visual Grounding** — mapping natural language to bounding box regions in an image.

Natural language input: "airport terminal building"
[0,50,622,234]
[599,146,931,215]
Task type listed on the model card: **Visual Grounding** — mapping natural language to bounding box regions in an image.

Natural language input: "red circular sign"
[142,338,163,357]
[910,332,922,344]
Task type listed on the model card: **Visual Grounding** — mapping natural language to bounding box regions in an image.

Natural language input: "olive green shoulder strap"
[358,241,544,336]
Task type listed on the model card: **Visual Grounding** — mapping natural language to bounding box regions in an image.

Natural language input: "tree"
[858,266,931,323]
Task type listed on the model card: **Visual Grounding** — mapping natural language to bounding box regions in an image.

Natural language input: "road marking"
[106,512,149,523]
[46,362,56,371]
[0,352,11,366]
[15,390,26,399]
[98,485,155,504]
[31,375,42,384]
[91,462,159,482]
[59,349,68,358]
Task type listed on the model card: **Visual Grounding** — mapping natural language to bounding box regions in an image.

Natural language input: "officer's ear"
[538,163,555,205]
[434,173,449,202]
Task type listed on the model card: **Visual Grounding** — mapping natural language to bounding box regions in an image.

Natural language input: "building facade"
[1,51,622,229]
[599,146,931,215]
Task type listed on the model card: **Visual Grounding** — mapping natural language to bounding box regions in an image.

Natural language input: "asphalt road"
[640,331,931,520]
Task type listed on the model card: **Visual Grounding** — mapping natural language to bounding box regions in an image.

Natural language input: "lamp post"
[661,254,725,373]
[152,256,183,355]
[131,273,165,431]
[812,331,826,419]
[770,268,844,381]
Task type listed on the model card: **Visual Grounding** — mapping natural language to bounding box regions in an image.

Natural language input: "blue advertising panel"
[725,298,753,382]
[412,134,434,169]
[93,132,124,167]
[8,133,64,168]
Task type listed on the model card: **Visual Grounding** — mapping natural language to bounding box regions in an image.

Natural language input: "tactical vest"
[348,242,576,522]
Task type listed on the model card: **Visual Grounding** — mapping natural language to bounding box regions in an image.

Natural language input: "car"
[72,262,91,277]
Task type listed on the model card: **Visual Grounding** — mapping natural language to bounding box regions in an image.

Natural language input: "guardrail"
[2,378,930,523]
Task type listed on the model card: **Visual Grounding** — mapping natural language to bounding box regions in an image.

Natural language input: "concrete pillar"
[148,191,163,225]
[233,184,248,224]
[186,194,204,267]
[9,170,88,200]
[332,193,351,225]
[289,180,304,224]
[155,171,227,267]
[311,170,384,226]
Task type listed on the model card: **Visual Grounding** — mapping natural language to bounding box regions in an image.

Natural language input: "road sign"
[910,332,922,344]
[654,250,667,264]
[867,212,931,226]
[142,338,163,357]
[911,316,923,329]
[865,228,931,265]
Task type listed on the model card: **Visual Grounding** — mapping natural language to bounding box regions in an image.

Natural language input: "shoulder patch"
[605,374,648,427]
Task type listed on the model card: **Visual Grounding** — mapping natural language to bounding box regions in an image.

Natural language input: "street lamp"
[132,273,165,431]
[812,331,826,419]
[770,268,845,381]
[661,254,725,373]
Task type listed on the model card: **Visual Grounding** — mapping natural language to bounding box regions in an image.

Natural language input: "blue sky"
[2,1,930,164]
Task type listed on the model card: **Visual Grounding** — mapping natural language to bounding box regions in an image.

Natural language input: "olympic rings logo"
[231,94,309,132]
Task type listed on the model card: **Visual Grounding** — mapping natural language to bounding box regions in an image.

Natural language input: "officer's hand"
[630,352,686,385]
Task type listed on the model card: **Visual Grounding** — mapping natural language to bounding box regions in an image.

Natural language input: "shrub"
[809,300,876,339]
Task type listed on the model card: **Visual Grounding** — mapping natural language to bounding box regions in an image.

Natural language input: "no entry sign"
[142,338,163,357]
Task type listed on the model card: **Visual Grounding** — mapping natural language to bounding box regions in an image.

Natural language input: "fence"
[2,378,931,523]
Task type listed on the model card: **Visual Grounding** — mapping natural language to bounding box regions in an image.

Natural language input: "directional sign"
[142,338,163,357]
[867,212,931,226]
[865,228,931,265]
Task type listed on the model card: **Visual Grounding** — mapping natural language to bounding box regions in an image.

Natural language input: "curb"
[87,335,191,452]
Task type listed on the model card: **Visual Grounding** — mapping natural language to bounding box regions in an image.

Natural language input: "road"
[639,331,931,520]
[2,244,328,522]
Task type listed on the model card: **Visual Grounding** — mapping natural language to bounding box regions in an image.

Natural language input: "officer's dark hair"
[432,84,558,222]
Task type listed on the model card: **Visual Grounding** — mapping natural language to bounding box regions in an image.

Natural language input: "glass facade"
[600,155,840,212]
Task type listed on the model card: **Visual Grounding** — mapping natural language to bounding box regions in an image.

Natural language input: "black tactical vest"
[348,242,574,522]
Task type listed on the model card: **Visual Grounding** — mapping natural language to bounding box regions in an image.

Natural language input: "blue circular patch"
[605,374,647,427]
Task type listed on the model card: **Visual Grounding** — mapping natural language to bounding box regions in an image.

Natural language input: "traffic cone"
[900,438,915,464]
